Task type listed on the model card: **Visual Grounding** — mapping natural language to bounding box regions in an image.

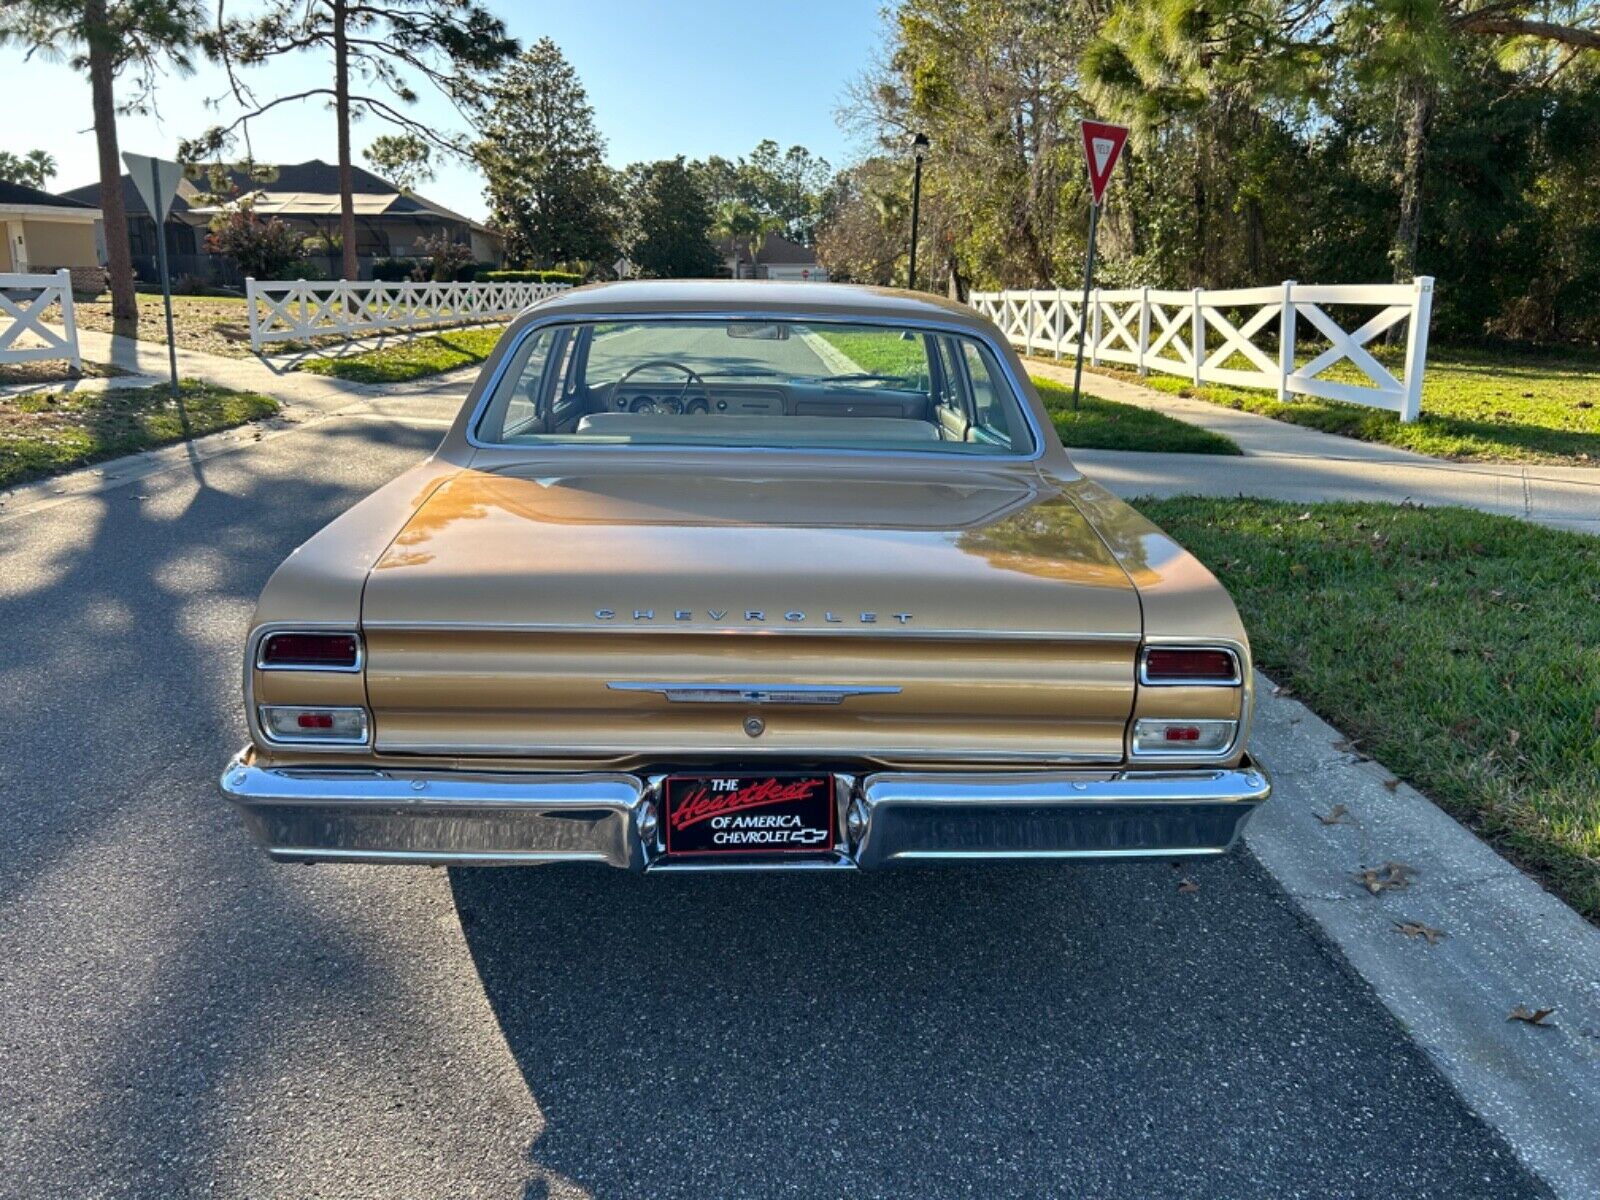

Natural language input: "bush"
[205,202,305,280]
[370,257,415,282]
[451,260,479,282]
[414,231,474,283]
[481,268,583,285]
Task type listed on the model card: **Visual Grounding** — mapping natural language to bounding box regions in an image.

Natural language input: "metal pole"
[151,160,179,400]
[908,154,923,291]
[1071,201,1100,412]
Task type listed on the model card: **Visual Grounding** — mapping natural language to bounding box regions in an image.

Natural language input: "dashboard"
[604,382,931,422]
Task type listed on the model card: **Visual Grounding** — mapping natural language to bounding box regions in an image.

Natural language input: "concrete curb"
[1244,671,1600,1198]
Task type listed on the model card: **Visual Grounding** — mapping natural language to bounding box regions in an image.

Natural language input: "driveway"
[0,386,1548,1198]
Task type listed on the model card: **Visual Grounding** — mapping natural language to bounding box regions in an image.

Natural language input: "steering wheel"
[608,359,711,415]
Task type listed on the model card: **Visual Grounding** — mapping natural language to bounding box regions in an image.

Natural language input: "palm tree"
[711,200,786,278]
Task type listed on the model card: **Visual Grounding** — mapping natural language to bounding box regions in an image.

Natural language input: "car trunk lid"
[359,465,1142,764]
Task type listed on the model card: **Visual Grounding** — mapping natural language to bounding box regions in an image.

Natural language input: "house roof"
[59,174,188,217]
[1,179,99,212]
[57,159,490,233]
[716,231,818,267]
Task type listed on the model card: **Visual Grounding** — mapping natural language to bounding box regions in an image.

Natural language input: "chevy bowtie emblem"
[607,682,901,705]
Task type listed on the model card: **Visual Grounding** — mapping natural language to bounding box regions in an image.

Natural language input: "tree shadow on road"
[452,857,1543,1200]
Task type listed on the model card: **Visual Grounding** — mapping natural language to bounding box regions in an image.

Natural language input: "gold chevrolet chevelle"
[220,280,1269,870]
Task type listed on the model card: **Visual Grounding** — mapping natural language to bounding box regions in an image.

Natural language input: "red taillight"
[296,712,335,730]
[259,632,360,669]
[1143,647,1238,684]
[1164,725,1201,742]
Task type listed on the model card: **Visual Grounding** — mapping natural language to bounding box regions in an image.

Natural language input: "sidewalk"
[0,326,478,523]
[68,324,472,414]
[1034,360,1600,534]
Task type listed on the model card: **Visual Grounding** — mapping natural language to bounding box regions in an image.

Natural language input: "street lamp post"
[907,132,929,290]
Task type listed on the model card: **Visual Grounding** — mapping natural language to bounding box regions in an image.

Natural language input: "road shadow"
[452,855,1544,1200]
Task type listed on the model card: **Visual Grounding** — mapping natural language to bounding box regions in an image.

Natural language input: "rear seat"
[574,413,940,441]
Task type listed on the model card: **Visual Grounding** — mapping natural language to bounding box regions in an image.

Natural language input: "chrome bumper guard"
[221,752,1270,869]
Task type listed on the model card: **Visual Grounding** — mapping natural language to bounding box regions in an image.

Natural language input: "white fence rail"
[971,277,1434,422]
[246,278,573,352]
[0,269,80,369]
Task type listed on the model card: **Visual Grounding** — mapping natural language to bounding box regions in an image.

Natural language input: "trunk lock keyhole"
[743,715,765,738]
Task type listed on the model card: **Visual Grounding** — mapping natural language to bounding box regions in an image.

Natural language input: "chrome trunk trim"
[606,682,902,705]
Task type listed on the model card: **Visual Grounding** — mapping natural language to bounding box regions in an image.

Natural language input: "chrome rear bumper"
[220,752,1270,869]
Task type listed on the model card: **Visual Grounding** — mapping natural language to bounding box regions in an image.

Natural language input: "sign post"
[123,152,186,399]
[1071,120,1129,411]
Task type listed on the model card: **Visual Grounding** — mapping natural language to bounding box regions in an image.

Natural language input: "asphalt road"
[0,386,1550,1199]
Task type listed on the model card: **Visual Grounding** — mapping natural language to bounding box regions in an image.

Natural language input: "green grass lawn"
[0,380,278,489]
[1139,497,1600,920]
[1119,344,1600,463]
[812,329,930,378]
[813,330,1237,454]
[1033,375,1239,454]
[298,327,505,384]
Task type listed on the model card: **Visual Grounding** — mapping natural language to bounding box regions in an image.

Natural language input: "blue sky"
[2,0,888,218]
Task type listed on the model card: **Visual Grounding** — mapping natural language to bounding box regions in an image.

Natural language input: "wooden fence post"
[1090,288,1101,367]
[1191,287,1204,385]
[1054,288,1065,359]
[1136,286,1150,378]
[1277,279,1297,402]
[55,269,81,372]
[245,278,260,354]
[1400,276,1434,424]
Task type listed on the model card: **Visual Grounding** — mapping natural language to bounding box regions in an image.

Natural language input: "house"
[715,232,828,282]
[0,180,105,290]
[58,159,504,283]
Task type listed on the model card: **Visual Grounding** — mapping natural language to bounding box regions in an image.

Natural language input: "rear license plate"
[662,774,835,857]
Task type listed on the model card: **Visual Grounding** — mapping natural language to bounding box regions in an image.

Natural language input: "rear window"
[473,318,1034,456]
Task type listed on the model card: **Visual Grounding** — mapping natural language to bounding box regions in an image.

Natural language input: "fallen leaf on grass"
[1177,879,1200,894]
[1394,921,1445,946]
[1354,862,1413,894]
[1316,804,1351,826]
[1507,1006,1556,1027]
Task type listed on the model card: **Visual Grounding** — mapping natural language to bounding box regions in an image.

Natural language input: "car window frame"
[466,311,1045,462]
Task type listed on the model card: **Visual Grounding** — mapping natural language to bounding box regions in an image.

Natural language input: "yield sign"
[122,152,185,222]
[1081,120,1130,206]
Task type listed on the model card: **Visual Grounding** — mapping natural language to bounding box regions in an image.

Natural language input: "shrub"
[481,268,583,285]
[414,231,475,283]
[370,257,415,282]
[205,202,304,280]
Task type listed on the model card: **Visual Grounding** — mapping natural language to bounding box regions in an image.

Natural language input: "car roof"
[525,279,994,332]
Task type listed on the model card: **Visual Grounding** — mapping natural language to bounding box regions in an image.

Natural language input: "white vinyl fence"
[0,269,80,370]
[971,277,1434,422]
[245,277,573,352]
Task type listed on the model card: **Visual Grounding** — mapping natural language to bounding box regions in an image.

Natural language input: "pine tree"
[1,0,203,321]
[477,38,618,269]
[185,0,515,280]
